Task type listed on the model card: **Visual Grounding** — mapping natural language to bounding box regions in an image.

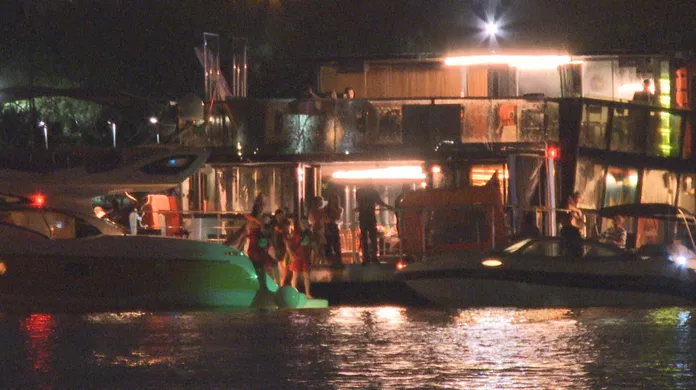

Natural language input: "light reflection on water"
[0,307,695,389]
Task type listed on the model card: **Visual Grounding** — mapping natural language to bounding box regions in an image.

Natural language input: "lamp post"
[150,116,159,144]
[38,121,48,150]
[108,120,117,148]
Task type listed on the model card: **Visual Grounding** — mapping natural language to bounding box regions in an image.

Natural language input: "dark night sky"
[0,0,695,100]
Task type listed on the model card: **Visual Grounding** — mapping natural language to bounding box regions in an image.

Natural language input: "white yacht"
[0,147,326,311]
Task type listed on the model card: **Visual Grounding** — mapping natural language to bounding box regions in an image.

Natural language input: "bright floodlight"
[485,22,498,37]
[149,116,158,124]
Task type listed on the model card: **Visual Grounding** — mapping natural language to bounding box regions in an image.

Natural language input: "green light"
[659,78,671,94]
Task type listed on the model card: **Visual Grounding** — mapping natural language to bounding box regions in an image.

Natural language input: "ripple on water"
[1,307,696,389]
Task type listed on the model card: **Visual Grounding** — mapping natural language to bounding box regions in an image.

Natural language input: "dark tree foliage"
[0,0,695,105]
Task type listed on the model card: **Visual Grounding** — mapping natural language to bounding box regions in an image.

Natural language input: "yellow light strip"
[331,166,426,180]
[444,55,579,69]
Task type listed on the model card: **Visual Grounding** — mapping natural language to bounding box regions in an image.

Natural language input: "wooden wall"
[319,64,469,98]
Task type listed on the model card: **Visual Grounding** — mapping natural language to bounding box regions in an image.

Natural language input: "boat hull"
[404,276,696,308]
[0,253,260,312]
[399,256,696,308]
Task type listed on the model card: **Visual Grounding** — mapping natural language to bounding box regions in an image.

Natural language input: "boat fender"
[275,285,301,308]
[296,291,307,308]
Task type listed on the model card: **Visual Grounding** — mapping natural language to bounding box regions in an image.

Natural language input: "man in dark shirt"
[632,79,657,106]
[631,78,659,152]
[355,183,392,265]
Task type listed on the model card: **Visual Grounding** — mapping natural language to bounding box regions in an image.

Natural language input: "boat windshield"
[503,238,532,253]
[1,208,107,239]
[0,193,30,204]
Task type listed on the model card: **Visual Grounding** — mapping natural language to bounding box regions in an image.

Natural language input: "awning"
[598,203,696,223]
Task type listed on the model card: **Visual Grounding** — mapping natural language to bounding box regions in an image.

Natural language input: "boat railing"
[136,204,590,264]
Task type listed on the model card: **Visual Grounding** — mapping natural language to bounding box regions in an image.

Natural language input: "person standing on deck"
[286,216,314,298]
[308,196,327,265]
[324,191,343,265]
[355,183,393,265]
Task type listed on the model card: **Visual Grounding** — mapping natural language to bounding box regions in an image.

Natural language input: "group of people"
[307,192,344,265]
[229,183,399,294]
[225,194,316,298]
[304,86,357,100]
[559,190,628,249]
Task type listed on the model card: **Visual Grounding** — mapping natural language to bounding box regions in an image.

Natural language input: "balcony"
[180,97,560,157]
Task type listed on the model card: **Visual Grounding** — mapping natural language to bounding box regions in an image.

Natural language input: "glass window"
[517,68,562,97]
[604,167,638,207]
[504,238,532,253]
[678,174,696,214]
[426,205,490,246]
[641,169,677,205]
[544,102,560,141]
[574,159,605,210]
[582,60,614,100]
[583,242,623,257]
[471,164,507,201]
[519,239,562,257]
[234,166,295,213]
[579,104,609,149]
[610,106,654,153]
[461,99,497,143]
[651,112,682,158]
[7,210,77,239]
[609,107,634,152]
[237,168,256,212]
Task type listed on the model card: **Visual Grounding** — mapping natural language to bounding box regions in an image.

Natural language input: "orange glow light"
[444,55,581,70]
[332,166,426,180]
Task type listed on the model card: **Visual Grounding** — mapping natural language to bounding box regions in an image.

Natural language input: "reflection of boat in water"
[397,204,696,308]
[0,147,326,311]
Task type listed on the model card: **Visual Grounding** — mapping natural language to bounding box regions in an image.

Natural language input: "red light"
[546,146,560,160]
[395,260,407,270]
[31,194,46,207]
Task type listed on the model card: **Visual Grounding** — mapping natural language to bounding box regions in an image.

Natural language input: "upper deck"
[194,96,695,165]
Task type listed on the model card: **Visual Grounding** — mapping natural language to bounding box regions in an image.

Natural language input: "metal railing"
[126,204,589,263]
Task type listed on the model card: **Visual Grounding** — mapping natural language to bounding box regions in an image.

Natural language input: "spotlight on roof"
[484,22,499,37]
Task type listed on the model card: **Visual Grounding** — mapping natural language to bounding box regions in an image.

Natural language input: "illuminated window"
[604,167,638,207]
[579,104,609,149]
[574,159,605,210]
[641,169,677,205]
[678,174,696,214]
[471,164,508,200]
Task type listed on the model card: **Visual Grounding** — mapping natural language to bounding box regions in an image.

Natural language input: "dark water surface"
[1,307,696,389]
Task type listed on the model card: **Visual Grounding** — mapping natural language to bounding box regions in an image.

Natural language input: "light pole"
[150,116,159,144]
[108,120,117,148]
[38,121,48,150]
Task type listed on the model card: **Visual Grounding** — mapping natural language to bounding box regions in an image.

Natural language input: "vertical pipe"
[546,157,557,236]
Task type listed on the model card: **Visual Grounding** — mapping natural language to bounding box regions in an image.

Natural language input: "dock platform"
[306,263,431,306]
